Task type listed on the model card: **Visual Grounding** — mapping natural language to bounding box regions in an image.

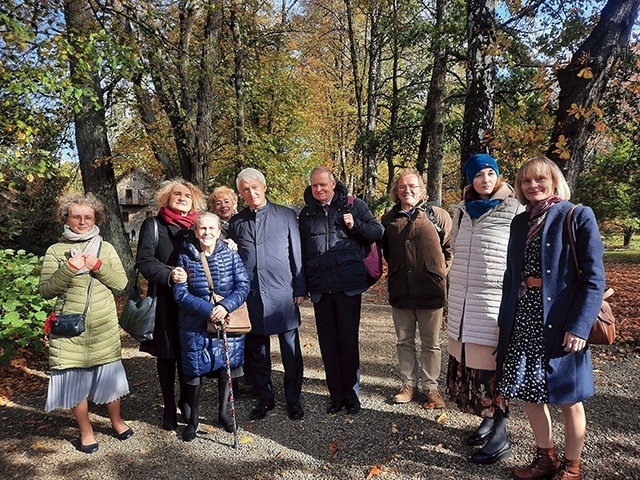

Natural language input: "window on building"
[122,211,130,222]
[125,189,133,204]
[138,189,145,204]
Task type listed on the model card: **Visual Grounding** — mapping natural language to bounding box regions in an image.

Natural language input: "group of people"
[40,156,605,480]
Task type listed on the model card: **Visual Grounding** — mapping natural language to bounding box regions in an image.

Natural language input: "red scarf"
[159,206,198,229]
[525,194,563,245]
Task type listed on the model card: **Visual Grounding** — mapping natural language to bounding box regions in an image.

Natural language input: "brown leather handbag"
[566,205,615,345]
[201,252,251,335]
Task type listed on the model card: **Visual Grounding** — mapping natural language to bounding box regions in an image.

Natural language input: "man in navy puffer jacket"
[299,166,384,415]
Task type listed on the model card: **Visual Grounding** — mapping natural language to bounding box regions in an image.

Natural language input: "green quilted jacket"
[39,239,127,370]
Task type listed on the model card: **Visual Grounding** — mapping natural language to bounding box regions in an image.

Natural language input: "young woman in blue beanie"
[446,153,523,464]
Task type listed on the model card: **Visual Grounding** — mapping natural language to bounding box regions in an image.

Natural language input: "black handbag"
[119,279,156,342]
[49,277,94,336]
[50,313,86,335]
[119,218,158,342]
[48,242,101,336]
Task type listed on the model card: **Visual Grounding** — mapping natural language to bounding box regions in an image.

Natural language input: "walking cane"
[220,322,240,448]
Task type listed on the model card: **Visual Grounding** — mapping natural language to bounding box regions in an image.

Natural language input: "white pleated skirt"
[45,360,130,412]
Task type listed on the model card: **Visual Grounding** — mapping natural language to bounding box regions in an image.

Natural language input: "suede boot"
[218,371,234,433]
[470,409,512,464]
[512,446,560,480]
[551,459,581,480]
[182,383,201,442]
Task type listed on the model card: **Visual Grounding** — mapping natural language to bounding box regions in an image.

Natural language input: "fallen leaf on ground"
[436,412,447,424]
[274,451,284,460]
[239,436,253,444]
[366,464,383,478]
[31,442,47,450]
[329,440,338,459]
[203,425,215,432]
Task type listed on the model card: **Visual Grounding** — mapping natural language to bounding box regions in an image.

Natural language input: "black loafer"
[287,402,304,420]
[470,439,512,464]
[116,427,134,441]
[326,401,342,414]
[250,398,276,420]
[344,398,361,414]
[79,441,99,454]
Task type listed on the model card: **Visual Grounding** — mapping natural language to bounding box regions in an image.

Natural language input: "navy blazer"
[497,201,605,404]
[229,201,306,336]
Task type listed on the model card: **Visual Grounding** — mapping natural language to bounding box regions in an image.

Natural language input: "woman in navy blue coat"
[496,156,605,480]
[174,213,250,441]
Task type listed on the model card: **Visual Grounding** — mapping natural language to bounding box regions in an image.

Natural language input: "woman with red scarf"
[136,179,207,431]
[496,156,605,480]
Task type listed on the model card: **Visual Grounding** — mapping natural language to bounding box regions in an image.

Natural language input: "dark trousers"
[157,357,188,422]
[245,328,303,405]
[313,292,362,403]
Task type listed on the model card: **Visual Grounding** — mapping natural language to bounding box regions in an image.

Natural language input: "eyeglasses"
[69,215,95,221]
[397,184,420,191]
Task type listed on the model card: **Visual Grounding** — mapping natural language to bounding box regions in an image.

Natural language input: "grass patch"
[604,249,640,264]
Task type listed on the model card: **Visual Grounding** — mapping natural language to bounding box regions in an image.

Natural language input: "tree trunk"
[64,0,135,286]
[131,72,179,179]
[194,0,221,190]
[546,0,640,189]
[231,0,246,173]
[460,0,496,186]
[362,2,383,203]
[623,226,634,247]
[417,0,448,205]
[384,0,401,193]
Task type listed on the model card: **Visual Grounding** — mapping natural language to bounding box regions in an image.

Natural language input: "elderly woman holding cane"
[136,179,207,431]
[496,156,605,480]
[174,212,250,441]
[40,193,131,453]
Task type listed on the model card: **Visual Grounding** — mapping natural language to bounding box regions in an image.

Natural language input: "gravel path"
[2,295,639,479]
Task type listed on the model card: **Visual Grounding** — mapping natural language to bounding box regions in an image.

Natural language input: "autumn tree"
[460,0,497,176]
[547,0,640,188]
[64,0,134,277]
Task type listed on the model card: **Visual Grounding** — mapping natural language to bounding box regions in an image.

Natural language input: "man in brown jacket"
[381,169,453,408]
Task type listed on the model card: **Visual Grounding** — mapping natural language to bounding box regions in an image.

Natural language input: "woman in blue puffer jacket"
[174,212,250,441]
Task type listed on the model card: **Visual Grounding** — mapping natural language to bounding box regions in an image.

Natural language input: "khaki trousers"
[392,307,443,392]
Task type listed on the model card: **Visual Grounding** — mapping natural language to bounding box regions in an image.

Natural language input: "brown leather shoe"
[423,390,446,409]
[512,446,560,480]
[393,384,416,403]
[551,459,581,480]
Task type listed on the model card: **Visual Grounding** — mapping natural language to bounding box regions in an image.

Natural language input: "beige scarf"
[61,225,102,275]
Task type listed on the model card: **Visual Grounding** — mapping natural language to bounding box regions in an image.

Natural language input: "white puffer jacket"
[447,183,522,348]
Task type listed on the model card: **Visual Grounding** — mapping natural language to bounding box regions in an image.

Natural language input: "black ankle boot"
[467,417,494,446]
[218,373,234,433]
[471,409,512,465]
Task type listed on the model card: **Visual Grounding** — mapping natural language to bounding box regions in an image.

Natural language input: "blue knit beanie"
[464,153,500,184]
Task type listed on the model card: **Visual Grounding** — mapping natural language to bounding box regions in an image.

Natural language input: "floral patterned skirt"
[446,353,509,418]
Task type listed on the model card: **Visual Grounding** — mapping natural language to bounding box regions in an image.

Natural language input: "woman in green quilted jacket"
[39,193,132,454]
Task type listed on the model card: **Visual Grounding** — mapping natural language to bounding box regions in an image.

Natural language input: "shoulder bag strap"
[566,204,581,281]
[200,251,216,303]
